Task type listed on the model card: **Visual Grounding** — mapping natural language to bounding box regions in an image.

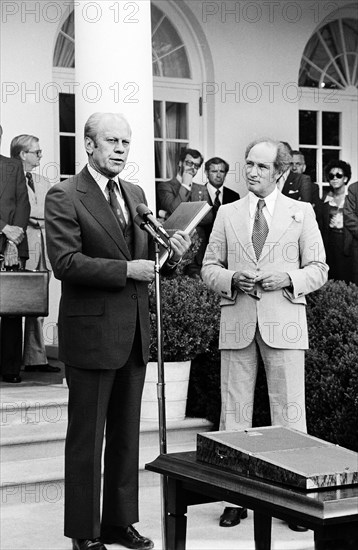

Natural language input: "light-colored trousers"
[220,328,307,433]
[23,317,47,366]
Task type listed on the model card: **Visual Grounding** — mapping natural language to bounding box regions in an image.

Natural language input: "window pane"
[154,101,162,138]
[154,141,162,179]
[323,149,340,179]
[322,112,340,146]
[59,93,75,133]
[166,142,187,179]
[300,148,317,182]
[299,110,317,145]
[166,102,187,139]
[60,136,75,175]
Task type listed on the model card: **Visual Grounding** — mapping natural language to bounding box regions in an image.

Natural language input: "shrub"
[187,280,358,452]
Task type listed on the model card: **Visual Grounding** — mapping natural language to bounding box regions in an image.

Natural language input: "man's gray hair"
[245,138,292,174]
[10,134,39,159]
[84,112,131,141]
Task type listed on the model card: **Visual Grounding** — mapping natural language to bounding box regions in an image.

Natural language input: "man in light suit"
[45,112,190,550]
[0,125,30,383]
[202,139,328,527]
[10,134,60,374]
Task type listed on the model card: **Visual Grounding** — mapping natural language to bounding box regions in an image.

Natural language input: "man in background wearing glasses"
[10,134,61,375]
[156,147,204,216]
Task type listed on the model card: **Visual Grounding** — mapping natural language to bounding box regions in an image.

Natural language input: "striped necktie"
[26,172,35,192]
[107,179,127,232]
[252,199,269,259]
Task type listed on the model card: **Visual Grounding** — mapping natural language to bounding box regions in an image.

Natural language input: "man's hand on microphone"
[127,260,155,282]
[169,231,191,261]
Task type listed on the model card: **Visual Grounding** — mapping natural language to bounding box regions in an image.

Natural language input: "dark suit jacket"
[281,171,313,202]
[343,181,358,260]
[0,154,30,258]
[45,166,152,370]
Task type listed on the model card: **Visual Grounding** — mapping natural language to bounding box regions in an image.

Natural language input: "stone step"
[0,384,68,427]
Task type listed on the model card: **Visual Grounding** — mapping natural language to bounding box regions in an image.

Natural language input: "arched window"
[53,10,74,68]
[299,18,358,89]
[52,3,207,185]
[152,4,190,78]
[298,15,358,187]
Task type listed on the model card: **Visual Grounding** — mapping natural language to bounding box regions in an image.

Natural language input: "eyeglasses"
[328,172,344,180]
[184,160,201,170]
[26,150,42,157]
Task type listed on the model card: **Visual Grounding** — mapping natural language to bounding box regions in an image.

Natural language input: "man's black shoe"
[2,375,22,383]
[101,525,154,549]
[24,363,61,373]
[72,538,107,550]
[219,506,248,527]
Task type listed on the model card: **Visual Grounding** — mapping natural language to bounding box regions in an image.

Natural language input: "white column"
[74,0,155,206]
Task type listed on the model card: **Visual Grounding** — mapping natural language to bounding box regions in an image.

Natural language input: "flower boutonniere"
[292,211,304,223]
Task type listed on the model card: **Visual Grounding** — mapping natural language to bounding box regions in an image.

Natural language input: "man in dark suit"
[0,124,30,383]
[278,145,321,222]
[156,147,204,216]
[45,112,190,550]
[184,157,240,277]
[343,180,358,285]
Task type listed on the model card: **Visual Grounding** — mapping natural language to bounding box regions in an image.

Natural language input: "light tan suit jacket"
[201,192,328,350]
[26,173,52,270]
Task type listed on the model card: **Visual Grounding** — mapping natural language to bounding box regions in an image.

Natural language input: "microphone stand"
[153,240,169,550]
[136,217,170,549]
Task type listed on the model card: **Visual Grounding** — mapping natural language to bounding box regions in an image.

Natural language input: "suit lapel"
[78,167,132,259]
[229,195,256,262]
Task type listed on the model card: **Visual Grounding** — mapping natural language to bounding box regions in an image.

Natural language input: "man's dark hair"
[325,159,352,183]
[291,149,305,158]
[178,148,204,167]
[205,157,229,173]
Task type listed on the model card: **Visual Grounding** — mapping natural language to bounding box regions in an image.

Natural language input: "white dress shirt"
[87,164,129,223]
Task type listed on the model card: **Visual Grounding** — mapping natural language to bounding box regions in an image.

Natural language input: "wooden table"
[146,451,358,550]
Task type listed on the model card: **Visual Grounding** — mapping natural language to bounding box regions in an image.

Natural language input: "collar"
[324,188,348,204]
[87,164,122,197]
[277,168,291,190]
[249,186,278,218]
[207,182,223,201]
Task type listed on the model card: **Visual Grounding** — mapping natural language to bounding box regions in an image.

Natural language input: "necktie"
[252,199,269,259]
[214,189,221,211]
[26,172,35,192]
[107,179,127,232]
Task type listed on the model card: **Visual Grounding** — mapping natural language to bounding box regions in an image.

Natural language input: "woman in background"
[321,159,352,283]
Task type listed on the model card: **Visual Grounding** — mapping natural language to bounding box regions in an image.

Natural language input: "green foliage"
[148,273,220,362]
[305,280,358,451]
[187,280,358,452]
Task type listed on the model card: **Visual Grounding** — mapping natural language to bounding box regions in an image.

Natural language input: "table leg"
[254,511,272,550]
[166,477,188,550]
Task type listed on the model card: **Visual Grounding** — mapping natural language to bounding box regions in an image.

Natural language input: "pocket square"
[288,189,299,194]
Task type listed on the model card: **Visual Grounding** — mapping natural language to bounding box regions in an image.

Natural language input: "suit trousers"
[23,317,47,365]
[64,327,146,539]
[220,328,307,433]
[0,316,23,376]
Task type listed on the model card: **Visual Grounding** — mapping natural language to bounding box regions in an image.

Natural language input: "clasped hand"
[2,224,24,245]
[233,269,291,292]
[4,240,19,267]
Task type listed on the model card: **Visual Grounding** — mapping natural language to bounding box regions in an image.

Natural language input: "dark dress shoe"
[72,538,107,550]
[2,375,22,383]
[219,506,248,527]
[24,363,61,373]
[101,525,154,549]
[288,523,308,532]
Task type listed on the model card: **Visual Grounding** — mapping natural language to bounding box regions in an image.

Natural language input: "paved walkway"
[1,484,314,550]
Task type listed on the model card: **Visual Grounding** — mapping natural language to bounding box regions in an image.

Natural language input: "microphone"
[136,204,170,239]
[134,215,170,250]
